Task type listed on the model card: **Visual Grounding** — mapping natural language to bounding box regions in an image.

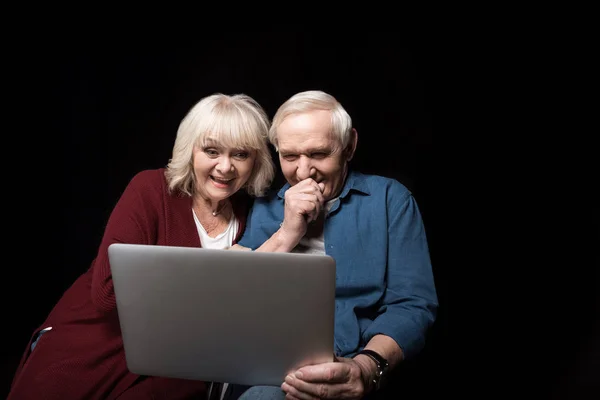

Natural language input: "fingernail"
[295,371,303,379]
[285,375,293,383]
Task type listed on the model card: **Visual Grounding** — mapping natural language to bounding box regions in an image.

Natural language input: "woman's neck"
[193,197,230,217]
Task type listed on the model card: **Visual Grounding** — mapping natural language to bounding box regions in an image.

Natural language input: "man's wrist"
[255,224,299,253]
[275,223,301,251]
[352,354,378,394]
[353,349,389,392]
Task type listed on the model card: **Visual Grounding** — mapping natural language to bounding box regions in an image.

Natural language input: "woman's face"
[192,139,257,202]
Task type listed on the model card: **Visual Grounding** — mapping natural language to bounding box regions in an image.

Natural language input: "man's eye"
[311,152,328,159]
[282,155,297,161]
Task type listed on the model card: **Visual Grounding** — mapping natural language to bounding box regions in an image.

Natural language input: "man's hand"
[280,356,375,400]
[254,178,325,253]
[280,178,325,242]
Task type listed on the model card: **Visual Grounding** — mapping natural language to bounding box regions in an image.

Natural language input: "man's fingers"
[313,187,324,200]
[284,377,348,400]
[282,380,319,400]
[290,193,321,203]
[295,363,351,383]
[293,182,323,196]
[292,179,323,195]
[287,195,322,219]
[287,179,325,206]
[284,179,326,224]
[284,394,305,400]
[282,363,360,399]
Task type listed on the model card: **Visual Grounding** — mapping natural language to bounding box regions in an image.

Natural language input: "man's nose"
[296,156,315,181]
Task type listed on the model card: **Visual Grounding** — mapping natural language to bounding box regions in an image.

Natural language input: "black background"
[3,32,597,399]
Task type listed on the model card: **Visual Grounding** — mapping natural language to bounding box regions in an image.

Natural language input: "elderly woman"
[8,93,275,400]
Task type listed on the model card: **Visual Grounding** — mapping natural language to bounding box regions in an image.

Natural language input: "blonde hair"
[269,90,353,151]
[165,93,275,197]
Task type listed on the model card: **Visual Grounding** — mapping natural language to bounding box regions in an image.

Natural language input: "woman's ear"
[344,128,358,162]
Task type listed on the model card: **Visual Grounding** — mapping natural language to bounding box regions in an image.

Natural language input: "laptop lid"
[108,243,336,387]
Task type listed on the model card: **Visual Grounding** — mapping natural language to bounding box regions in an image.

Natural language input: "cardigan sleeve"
[90,170,162,314]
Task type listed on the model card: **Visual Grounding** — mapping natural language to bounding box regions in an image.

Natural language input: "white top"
[192,209,239,249]
[192,208,239,400]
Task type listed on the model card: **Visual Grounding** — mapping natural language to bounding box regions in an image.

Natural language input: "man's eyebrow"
[280,146,331,155]
[309,146,331,153]
[278,148,296,155]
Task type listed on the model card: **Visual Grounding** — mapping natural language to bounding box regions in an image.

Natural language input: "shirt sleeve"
[363,186,438,360]
[237,197,279,250]
[90,171,161,314]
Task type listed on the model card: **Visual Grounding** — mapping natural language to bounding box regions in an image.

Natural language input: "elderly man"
[229,90,438,400]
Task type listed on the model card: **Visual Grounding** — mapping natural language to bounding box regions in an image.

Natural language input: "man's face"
[276,110,355,201]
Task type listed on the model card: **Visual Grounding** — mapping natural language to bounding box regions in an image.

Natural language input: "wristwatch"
[353,349,389,391]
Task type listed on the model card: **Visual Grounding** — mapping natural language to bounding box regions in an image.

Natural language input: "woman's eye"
[204,148,219,157]
[234,152,249,160]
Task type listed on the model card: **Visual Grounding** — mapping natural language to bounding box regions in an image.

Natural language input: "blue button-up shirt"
[238,170,438,360]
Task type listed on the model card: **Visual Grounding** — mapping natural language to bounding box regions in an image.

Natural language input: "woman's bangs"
[198,112,263,150]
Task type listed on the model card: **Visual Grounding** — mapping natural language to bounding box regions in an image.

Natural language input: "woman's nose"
[217,157,233,173]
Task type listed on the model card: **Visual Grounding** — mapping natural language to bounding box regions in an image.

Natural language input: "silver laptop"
[108,243,336,386]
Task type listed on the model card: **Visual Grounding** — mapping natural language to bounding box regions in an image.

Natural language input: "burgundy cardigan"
[8,169,250,400]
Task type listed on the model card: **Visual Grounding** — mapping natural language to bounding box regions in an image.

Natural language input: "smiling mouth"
[210,176,234,184]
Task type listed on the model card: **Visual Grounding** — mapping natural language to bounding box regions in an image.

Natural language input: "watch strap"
[353,349,389,390]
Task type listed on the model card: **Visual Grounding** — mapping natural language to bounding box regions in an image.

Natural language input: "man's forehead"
[278,135,338,153]
[280,110,331,128]
[277,110,339,151]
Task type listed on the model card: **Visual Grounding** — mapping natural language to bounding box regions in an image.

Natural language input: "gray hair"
[269,90,353,151]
